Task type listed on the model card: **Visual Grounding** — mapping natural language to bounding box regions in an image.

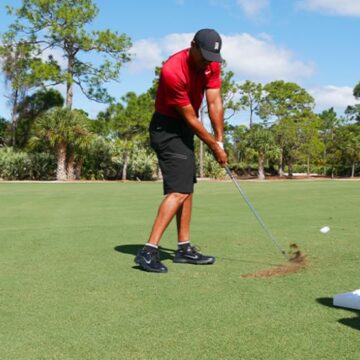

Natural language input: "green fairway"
[1,180,359,360]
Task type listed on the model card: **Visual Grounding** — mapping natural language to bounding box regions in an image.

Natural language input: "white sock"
[178,241,190,249]
[145,243,158,249]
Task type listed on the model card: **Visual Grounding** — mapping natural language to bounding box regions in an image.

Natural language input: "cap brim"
[200,47,223,63]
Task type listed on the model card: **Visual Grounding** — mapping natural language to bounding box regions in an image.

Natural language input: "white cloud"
[308,85,359,111]
[297,0,360,16]
[237,0,269,17]
[222,33,315,81]
[128,32,315,82]
[128,39,164,73]
[161,33,193,54]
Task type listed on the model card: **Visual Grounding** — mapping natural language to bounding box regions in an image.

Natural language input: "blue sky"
[1,0,359,124]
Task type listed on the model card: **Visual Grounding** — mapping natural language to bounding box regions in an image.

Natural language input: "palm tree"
[246,124,279,180]
[30,107,91,180]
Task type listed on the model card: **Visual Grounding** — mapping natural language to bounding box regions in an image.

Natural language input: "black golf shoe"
[134,249,168,273]
[173,246,215,265]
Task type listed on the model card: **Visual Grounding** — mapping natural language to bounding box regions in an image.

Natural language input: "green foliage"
[31,107,90,149]
[335,124,360,176]
[260,80,315,121]
[81,136,116,180]
[345,104,360,124]
[0,147,56,180]
[16,88,64,148]
[127,147,157,180]
[353,81,360,99]
[0,117,10,146]
[0,147,30,179]
[220,64,241,120]
[237,80,263,127]
[7,0,132,106]
[345,78,360,124]
[196,150,225,179]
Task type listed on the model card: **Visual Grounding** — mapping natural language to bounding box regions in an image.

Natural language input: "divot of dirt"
[241,256,308,279]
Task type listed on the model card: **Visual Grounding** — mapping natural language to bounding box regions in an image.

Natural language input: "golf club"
[224,165,290,260]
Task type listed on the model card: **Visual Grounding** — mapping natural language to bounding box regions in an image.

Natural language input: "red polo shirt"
[155,49,221,119]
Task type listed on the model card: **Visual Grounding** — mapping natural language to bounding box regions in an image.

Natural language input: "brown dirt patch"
[241,256,308,279]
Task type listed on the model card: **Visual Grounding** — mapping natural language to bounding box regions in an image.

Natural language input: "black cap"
[193,29,223,63]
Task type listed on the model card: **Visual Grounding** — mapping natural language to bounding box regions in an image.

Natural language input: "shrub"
[0,147,56,180]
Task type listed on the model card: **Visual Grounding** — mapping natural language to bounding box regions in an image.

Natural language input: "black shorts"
[149,112,197,194]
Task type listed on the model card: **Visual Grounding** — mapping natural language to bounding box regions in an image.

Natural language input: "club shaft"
[225,166,289,260]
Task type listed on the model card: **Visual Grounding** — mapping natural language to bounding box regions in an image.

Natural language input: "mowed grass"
[0,180,359,360]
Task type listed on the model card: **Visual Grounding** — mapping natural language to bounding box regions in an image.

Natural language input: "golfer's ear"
[191,40,197,48]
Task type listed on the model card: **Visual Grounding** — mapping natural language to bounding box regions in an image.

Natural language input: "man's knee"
[166,192,191,204]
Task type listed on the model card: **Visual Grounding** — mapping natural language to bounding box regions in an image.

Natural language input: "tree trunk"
[56,143,67,181]
[122,151,129,181]
[258,153,265,180]
[279,149,285,177]
[66,54,74,109]
[307,155,310,177]
[288,163,293,177]
[75,159,83,180]
[351,162,355,178]
[66,151,76,180]
[11,89,19,147]
[249,108,253,128]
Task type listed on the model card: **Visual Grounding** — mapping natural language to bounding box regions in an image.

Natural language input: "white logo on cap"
[214,42,220,50]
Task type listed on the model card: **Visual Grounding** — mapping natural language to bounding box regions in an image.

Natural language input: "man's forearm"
[176,105,217,148]
[206,88,224,142]
[208,102,224,142]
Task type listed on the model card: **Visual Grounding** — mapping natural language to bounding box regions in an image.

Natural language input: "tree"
[261,81,315,121]
[228,124,248,164]
[106,91,153,180]
[220,64,242,121]
[237,80,263,128]
[296,111,323,176]
[318,108,342,176]
[245,124,279,179]
[30,107,92,180]
[336,125,360,177]
[0,31,59,146]
[345,81,360,124]
[0,117,10,146]
[8,0,132,109]
[16,88,64,148]
[260,81,315,176]
[271,117,298,176]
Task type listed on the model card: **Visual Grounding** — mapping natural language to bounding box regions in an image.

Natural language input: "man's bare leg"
[173,193,215,265]
[176,194,192,243]
[147,192,190,246]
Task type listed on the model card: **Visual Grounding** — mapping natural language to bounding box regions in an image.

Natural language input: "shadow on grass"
[316,297,360,331]
[114,244,176,271]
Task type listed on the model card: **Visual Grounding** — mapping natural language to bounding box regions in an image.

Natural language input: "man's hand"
[210,142,227,167]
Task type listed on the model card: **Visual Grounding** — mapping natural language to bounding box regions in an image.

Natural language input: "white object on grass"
[333,289,360,310]
[320,226,330,234]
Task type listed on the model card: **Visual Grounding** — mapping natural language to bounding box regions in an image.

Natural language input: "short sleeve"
[161,67,190,107]
[206,62,221,89]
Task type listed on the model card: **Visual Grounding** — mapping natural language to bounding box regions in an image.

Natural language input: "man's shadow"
[114,244,175,271]
[316,297,360,331]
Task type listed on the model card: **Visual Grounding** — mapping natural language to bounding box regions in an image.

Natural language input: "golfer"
[135,28,227,273]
